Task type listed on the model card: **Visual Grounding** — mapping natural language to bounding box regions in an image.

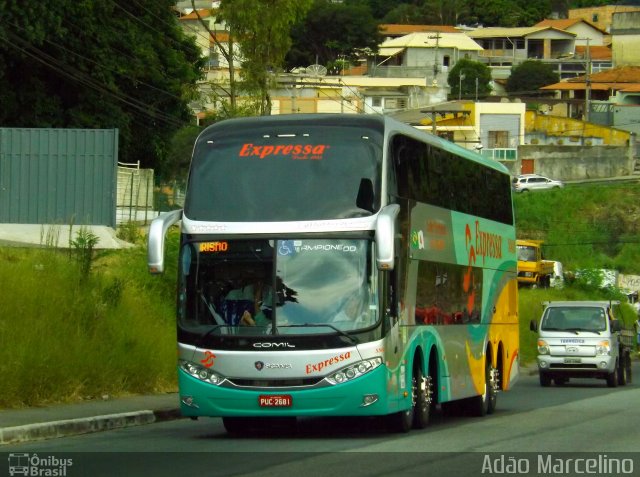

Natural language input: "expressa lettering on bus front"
[305,352,352,374]
[238,143,330,160]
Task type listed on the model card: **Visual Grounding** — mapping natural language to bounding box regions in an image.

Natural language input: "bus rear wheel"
[412,367,433,429]
[469,359,496,417]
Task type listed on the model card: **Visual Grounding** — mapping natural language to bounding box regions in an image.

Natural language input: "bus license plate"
[259,395,292,407]
[564,357,581,364]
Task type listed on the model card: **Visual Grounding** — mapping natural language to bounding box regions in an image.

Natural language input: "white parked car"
[512,174,564,192]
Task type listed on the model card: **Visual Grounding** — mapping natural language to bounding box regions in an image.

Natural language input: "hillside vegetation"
[514,182,640,274]
[1,182,639,407]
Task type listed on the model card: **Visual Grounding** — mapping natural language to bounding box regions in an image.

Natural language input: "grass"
[0,228,180,408]
[1,182,638,407]
[513,182,640,273]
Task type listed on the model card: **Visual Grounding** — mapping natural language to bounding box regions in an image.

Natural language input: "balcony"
[480,148,517,161]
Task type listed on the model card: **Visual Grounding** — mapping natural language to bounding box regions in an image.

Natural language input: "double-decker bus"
[148,113,519,433]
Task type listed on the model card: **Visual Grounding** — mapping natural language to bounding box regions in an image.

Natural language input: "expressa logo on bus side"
[238,143,330,160]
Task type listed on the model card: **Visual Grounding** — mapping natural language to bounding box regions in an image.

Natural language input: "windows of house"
[488,130,509,148]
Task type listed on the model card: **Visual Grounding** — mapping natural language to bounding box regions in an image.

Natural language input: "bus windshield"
[184,123,382,222]
[178,238,379,338]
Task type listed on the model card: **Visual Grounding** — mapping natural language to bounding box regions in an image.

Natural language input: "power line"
[0,31,188,129]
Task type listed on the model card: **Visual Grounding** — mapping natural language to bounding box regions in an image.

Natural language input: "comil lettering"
[475,220,502,265]
[239,143,329,159]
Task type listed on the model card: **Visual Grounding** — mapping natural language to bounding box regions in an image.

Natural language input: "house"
[569,4,640,44]
[270,75,445,115]
[467,26,576,64]
[388,100,525,161]
[540,66,640,134]
[611,11,640,67]
[369,32,483,86]
[467,25,614,81]
[534,18,606,46]
[379,24,461,40]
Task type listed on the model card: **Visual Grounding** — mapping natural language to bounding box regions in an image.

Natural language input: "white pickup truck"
[530,301,633,387]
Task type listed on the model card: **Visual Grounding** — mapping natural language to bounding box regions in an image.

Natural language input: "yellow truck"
[517,239,555,287]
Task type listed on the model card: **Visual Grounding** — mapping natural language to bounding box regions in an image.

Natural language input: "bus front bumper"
[177,365,400,418]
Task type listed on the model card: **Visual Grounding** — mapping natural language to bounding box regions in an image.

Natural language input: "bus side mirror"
[375,204,400,271]
[147,209,183,274]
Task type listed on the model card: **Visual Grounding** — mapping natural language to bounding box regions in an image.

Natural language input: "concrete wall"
[506,144,633,180]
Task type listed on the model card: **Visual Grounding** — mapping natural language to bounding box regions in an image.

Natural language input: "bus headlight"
[325,357,383,385]
[595,340,611,356]
[179,360,226,385]
[537,340,550,355]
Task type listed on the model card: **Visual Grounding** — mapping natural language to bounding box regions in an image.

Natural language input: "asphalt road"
[3,362,639,477]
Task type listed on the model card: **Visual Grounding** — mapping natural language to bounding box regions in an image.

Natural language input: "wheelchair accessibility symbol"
[278,241,294,256]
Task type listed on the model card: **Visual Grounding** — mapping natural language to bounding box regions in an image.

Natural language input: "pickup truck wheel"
[618,353,628,386]
[539,372,552,387]
[606,363,619,388]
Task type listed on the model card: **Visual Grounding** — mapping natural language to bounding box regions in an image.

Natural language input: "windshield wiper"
[282,323,359,344]
[197,324,228,347]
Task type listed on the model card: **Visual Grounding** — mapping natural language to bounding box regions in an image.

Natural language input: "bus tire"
[387,370,415,433]
[469,358,494,417]
[222,417,250,435]
[412,366,432,429]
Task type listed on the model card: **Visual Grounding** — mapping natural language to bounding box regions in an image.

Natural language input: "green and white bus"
[148,113,519,433]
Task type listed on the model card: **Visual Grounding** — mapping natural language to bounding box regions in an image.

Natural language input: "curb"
[0,408,182,445]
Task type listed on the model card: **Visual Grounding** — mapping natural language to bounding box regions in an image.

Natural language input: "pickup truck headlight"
[537,339,549,355]
[595,340,611,356]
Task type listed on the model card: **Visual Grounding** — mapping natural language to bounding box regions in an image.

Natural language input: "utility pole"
[429,32,441,82]
[475,77,479,102]
[585,38,591,123]
[458,72,465,100]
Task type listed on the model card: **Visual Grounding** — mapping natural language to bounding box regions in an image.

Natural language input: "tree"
[466,0,551,27]
[447,59,492,100]
[0,1,204,175]
[505,60,559,95]
[219,0,313,115]
[286,0,381,71]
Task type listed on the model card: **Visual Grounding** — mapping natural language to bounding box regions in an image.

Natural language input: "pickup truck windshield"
[541,306,607,332]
